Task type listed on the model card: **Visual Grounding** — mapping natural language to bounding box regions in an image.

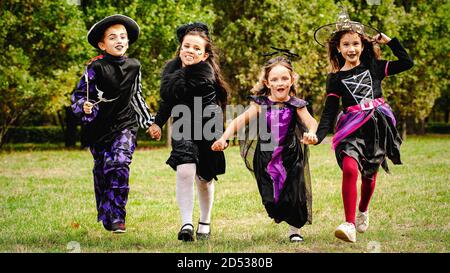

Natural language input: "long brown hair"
[251,56,299,96]
[176,29,230,110]
[327,30,381,73]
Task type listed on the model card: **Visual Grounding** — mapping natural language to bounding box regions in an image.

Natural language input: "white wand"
[85,67,89,102]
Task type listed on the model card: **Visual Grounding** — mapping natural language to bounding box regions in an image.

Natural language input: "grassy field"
[0,135,448,253]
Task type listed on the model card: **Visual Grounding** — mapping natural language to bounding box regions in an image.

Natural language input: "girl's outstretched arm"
[373,33,414,77]
[297,107,318,145]
[211,103,260,151]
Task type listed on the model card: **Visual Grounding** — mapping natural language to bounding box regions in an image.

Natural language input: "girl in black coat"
[149,22,230,241]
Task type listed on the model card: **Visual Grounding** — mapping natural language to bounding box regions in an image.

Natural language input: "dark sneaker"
[111,222,126,233]
[103,222,112,231]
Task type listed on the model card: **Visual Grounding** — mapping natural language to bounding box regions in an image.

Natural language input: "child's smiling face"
[179,34,209,67]
[338,32,364,67]
[265,64,294,102]
[98,24,129,57]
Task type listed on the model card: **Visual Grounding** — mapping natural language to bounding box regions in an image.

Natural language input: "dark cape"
[240,95,312,228]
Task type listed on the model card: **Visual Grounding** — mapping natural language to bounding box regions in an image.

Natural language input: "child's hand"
[301,132,318,145]
[211,138,228,151]
[373,33,391,44]
[148,124,161,141]
[83,101,94,114]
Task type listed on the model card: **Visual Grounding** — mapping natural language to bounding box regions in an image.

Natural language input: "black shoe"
[196,221,211,241]
[111,222,126,233]
[178,223,194,242]
[103,223,112,231]
[289,234,304,243]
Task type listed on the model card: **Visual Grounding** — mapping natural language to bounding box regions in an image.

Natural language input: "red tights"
[341,156,377,224]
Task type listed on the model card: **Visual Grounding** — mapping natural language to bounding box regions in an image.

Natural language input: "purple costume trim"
[378,103,397,126]
[332,103,397,150]
[266,106,293,203]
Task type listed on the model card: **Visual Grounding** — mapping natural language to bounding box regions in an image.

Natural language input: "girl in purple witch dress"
[212,56,318,242]
[312,9,413,242]
[71,15,154,233]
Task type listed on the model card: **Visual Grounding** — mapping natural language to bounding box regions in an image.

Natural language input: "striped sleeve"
[130,68,154,129]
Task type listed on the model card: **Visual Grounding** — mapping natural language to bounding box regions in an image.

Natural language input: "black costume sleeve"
[154,97,173,128]
[154,59,185,128]
[315,74,341,144]
[315,96,340,144]
[160,69,187,102]
[376,37,414,79]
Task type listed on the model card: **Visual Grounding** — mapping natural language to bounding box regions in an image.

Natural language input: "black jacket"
[154,57,226,180]
[154,57,224,140]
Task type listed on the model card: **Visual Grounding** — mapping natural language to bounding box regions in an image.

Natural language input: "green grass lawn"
[0,135,449,253]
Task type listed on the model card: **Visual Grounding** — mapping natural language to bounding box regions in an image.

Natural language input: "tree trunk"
[0,115,19,149]
[418,118,426,135]
[57,109,65,132]
[401,120,407,140]
[0,126,7,149]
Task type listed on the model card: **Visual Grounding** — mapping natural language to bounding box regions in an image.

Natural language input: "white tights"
[176,163,214,233]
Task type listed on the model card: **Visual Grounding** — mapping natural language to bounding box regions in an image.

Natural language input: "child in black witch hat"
[148,22,230,241]
[312,8,414,242]
[71,14,154,233]
[212,52,318,242]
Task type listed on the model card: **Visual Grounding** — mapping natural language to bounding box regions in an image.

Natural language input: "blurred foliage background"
[1,0,448,147]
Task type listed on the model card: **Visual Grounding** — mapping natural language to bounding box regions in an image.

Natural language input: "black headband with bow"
[176,22,210,43]
[262,46,299,61]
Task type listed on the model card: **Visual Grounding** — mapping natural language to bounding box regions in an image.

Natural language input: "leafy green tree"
[2,0,447,147]
[0,0,93,147]
[0,46,41,146]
